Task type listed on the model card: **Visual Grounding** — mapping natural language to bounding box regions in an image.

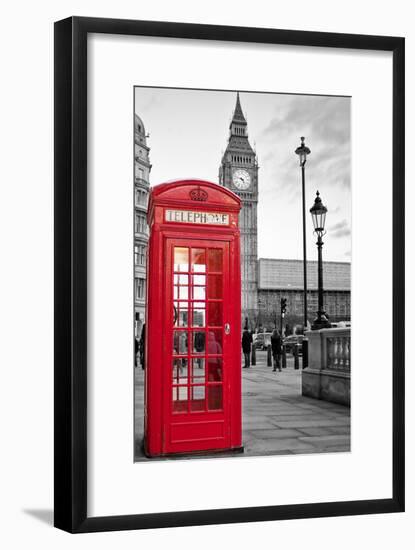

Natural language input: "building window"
[135,212,148,234]
[135,165,146,180]
[135,188,148,207]
[135,278,145,300]
[134,244,146,266]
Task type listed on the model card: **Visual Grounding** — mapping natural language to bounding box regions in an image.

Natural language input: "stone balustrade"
[326,330,351,373]
[302,327,351,406]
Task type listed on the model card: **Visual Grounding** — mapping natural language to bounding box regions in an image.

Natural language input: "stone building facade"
[219,93,259,328]
[134,114,151,338]
[258,258,351,331]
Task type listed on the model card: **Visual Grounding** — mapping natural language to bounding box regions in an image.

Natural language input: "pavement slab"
[296,426,337,437]
[248,428,305,440]
[298,435,350,446]
[273,419,350,429]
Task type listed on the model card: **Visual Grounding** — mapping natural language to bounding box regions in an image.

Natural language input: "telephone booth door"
[165,239,231,454]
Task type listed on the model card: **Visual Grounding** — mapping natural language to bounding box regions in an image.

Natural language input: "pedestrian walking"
[242,328,253,368]
[135,337,139,368]
[271,328,282,372]
[139,323,146,370]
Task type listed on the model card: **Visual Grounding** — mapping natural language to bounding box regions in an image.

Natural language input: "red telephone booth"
[144,179,242,457]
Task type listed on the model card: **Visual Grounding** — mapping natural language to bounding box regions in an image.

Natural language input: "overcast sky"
[134,87,351,263]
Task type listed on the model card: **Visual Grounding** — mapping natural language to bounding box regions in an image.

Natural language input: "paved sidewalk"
[134,351,350,460]
[242,353,350,456]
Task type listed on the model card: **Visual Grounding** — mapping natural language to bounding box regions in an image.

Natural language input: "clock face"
[232,169,251,190]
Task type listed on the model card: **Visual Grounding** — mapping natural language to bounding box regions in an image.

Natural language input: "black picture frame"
[54,16,405,533]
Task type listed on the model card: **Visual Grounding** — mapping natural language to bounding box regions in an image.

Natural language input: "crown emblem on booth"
[189,187,208,202]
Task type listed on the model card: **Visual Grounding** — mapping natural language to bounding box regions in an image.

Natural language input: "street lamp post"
[310,191,331,330]
[295,137,311,333]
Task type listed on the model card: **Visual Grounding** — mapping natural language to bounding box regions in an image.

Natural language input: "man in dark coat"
[139,324,146,370]
[271,328,282,372]
[135,337,139,368]
[242,329,253,368]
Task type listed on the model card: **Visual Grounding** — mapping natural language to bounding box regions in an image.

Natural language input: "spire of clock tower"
[224,93,255,155]
[230,92,247,127]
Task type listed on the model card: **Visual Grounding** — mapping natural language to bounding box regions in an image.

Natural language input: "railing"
[303,327,350,405]
[323,328,351,373]
[305,327,351,374]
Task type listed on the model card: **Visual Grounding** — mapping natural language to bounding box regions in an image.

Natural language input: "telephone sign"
[165,209,230,225]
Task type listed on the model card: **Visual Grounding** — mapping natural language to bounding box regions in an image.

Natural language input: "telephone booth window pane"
[192,331,205,353]
[179,286,189,299]
[193,286,206,300]
[174,274,188,285]
[207,357,223,382]
[190,386,205,412]
[174,247,189,272]
[207,249,222,272]
[172,386,188,413]
[207,386,223,410]
[173,331,188,355]
[174,302,188,327]
[192,304,206,327]
[191,249,206,272]
[191,358,205,384]
[208,274,222,299]
[208,302,222,326]
[193,274,206,286]
[178,308,188,327]
[172,358,188,384]
[207,329,223,353]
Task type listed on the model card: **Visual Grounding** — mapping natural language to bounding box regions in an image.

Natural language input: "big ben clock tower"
[219,93,258,328]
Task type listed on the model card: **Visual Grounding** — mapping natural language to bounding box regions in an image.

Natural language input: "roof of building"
[226,135,255,155]
[258,258,351,291]
[134,113,146,136]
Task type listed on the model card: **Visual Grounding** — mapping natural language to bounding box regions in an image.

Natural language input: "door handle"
[224,323,230,335]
